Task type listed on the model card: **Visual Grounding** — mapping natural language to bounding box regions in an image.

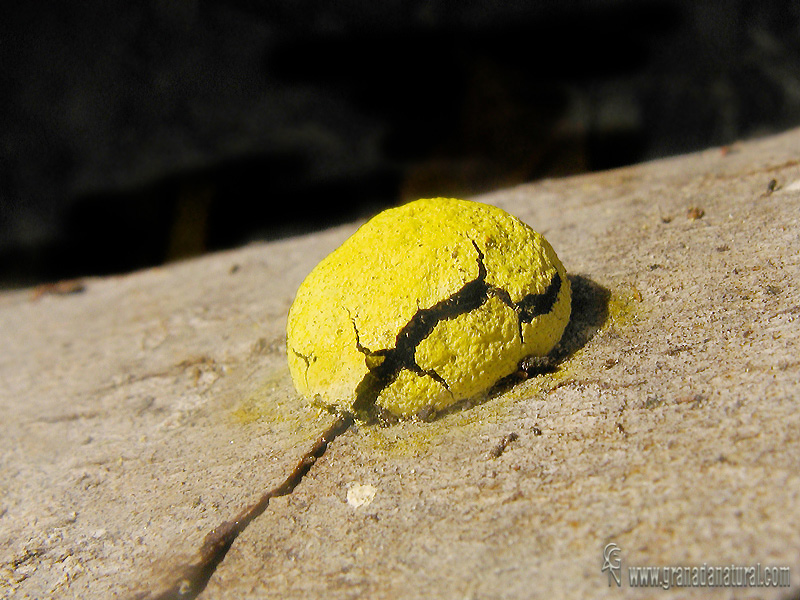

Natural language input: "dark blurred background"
[2,1,800,288]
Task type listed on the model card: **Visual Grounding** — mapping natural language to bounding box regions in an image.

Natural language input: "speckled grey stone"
[2,129,799,600]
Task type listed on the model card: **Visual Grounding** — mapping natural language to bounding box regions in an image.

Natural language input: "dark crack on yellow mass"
[350,241,562,421]
[290,348,313,389]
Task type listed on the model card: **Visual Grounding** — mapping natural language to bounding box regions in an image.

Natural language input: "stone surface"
[0,239,344,598]
[2,129,800,599]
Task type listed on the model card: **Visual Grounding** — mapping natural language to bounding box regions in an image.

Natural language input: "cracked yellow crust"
[286,197,571,418]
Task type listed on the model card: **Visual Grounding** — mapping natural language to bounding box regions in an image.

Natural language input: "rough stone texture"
[2,129,800,599]
[0,241,343,597]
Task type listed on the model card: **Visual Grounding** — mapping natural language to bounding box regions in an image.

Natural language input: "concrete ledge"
[2,129,799,599]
